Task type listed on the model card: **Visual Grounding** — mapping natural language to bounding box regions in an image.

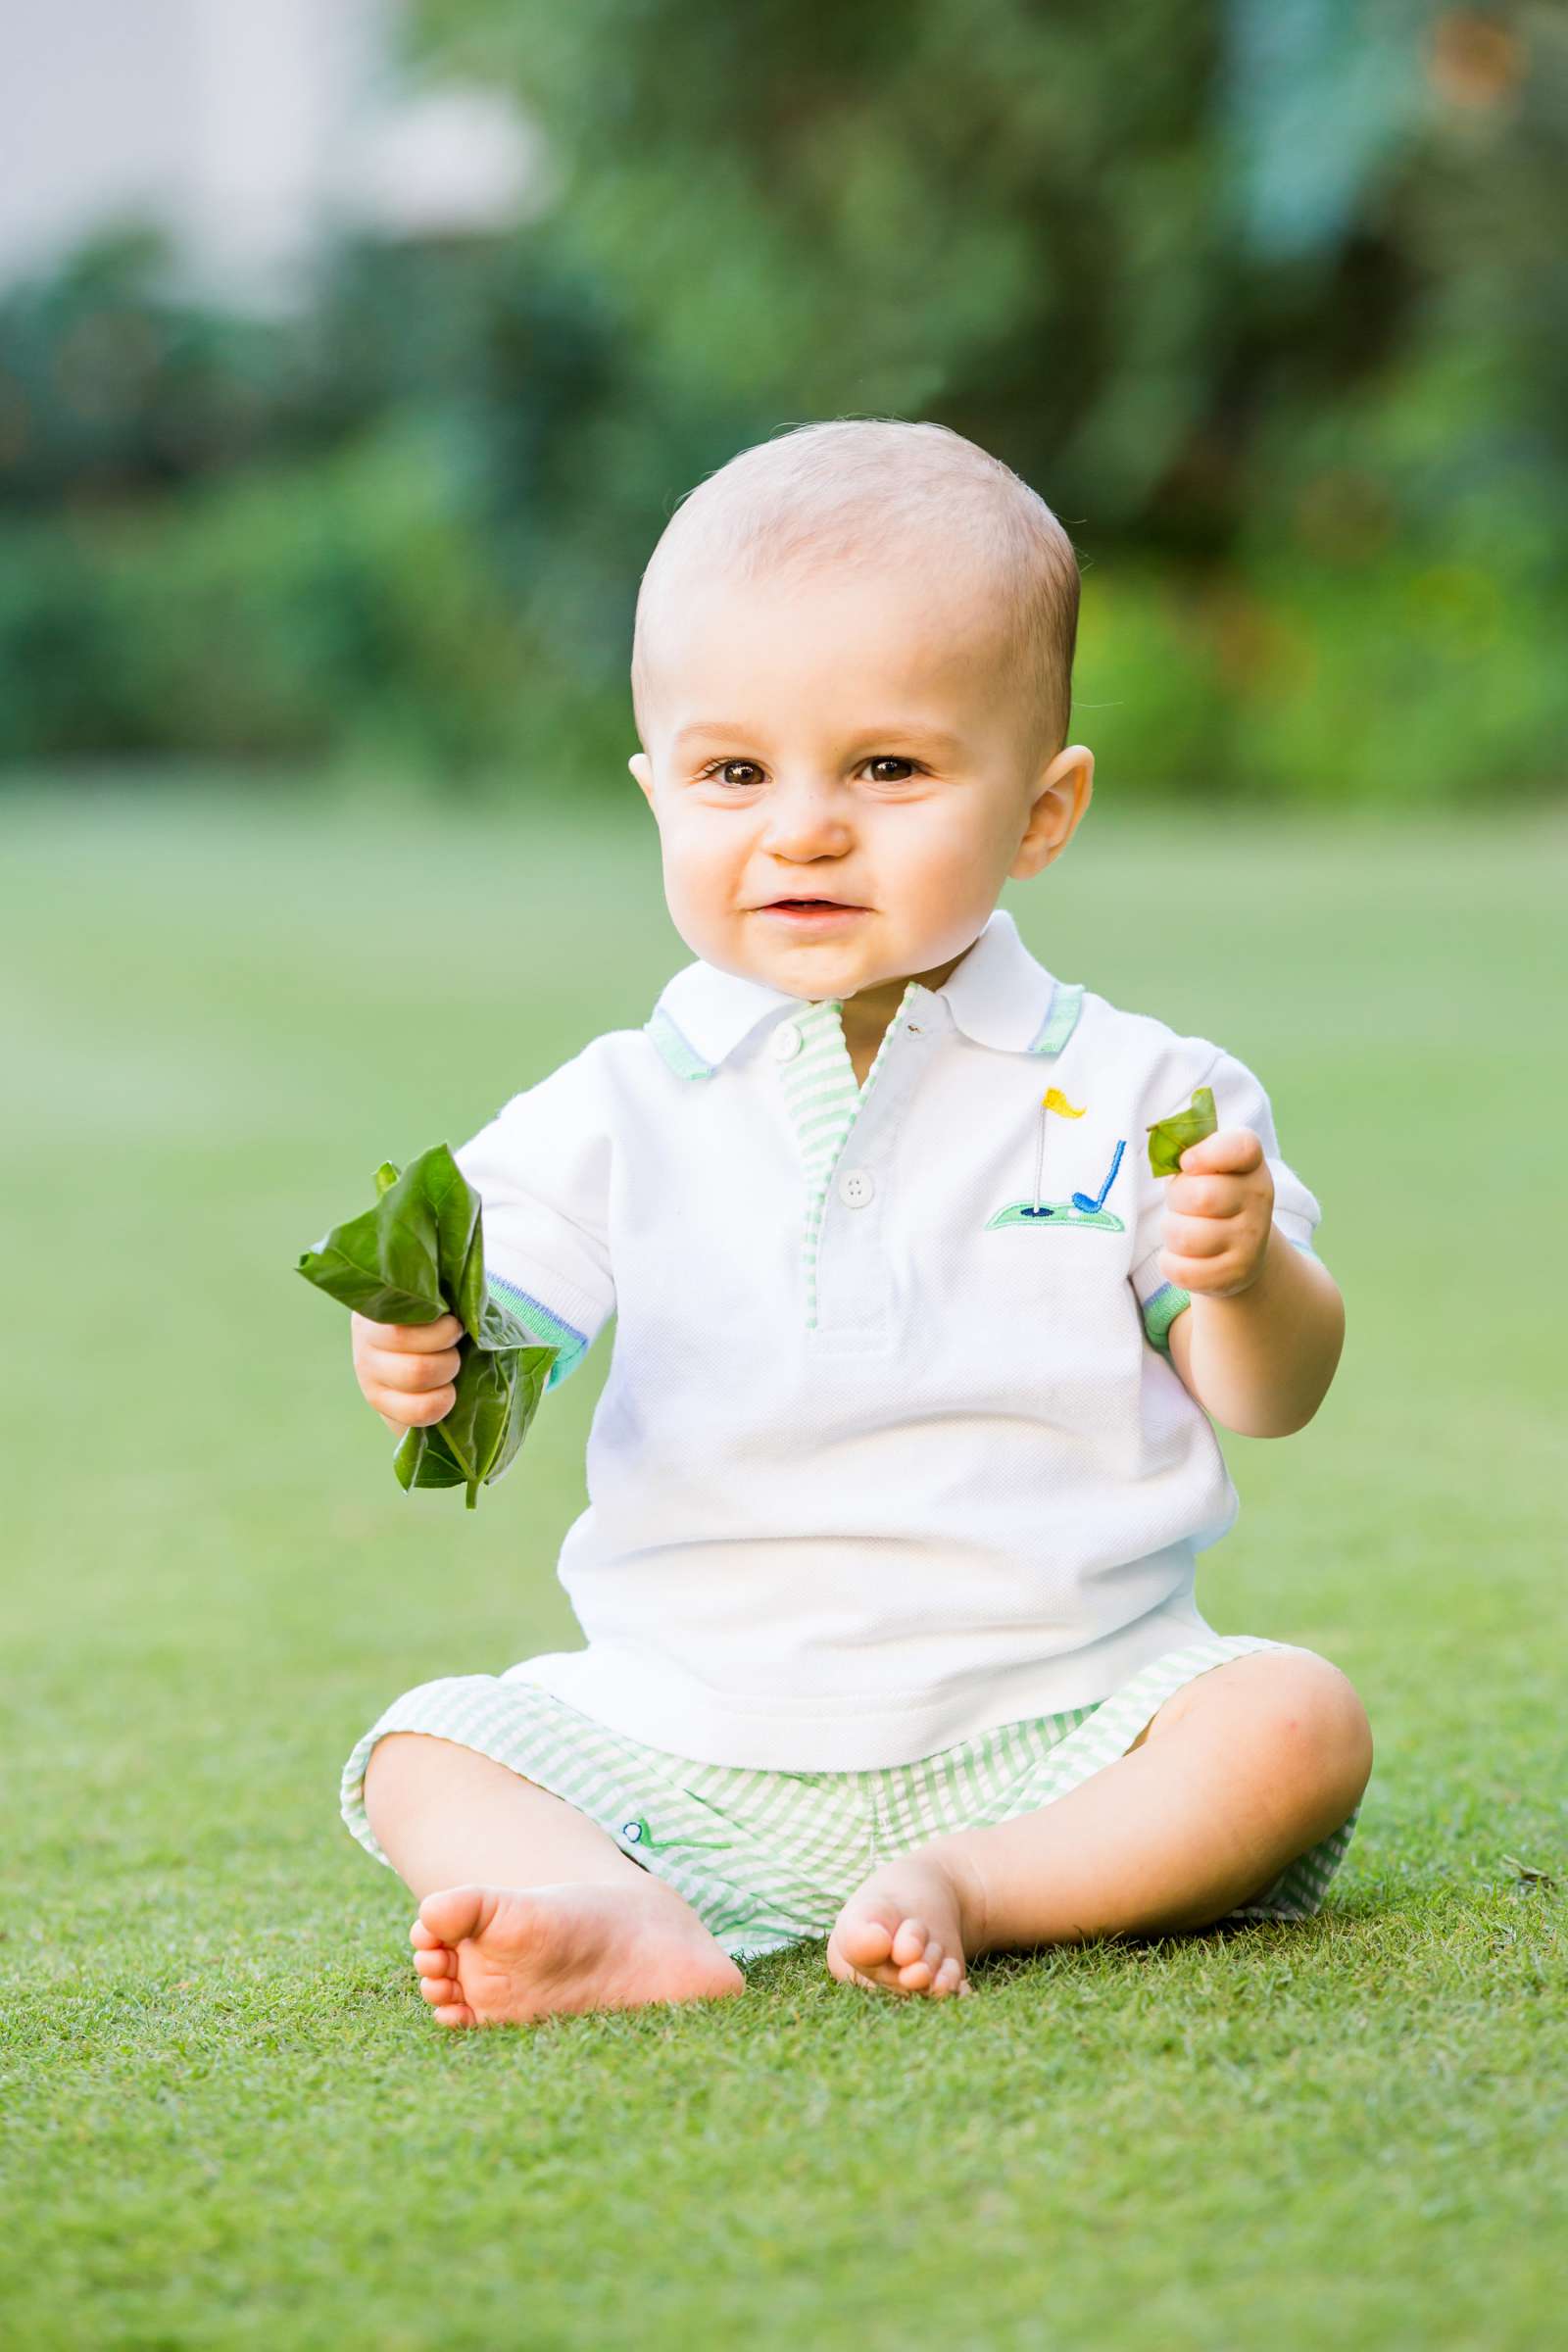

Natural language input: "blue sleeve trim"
[486,1276,589,1391]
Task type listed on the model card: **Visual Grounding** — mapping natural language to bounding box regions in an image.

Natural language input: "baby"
[339,418,1373,2026]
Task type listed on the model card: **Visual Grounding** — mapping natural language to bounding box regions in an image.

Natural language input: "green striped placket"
[775,986,920,1329]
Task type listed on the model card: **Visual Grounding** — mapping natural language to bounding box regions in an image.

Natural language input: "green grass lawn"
[3,778,1563,2351]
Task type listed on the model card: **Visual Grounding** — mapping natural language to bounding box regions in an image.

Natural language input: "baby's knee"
[363,1730,447,1826]
[1261,1650,1374,1817]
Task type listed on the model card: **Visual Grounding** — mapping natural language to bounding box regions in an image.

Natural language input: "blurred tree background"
[1,0,1561,803]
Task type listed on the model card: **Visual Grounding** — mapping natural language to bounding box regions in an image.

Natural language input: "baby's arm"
[351,1310,464,1438]
[1160,1127,1345,1437]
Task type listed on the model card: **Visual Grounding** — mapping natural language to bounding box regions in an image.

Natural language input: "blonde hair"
[631,417,1082,757]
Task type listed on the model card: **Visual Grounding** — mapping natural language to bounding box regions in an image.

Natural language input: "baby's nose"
[760,779,855,852]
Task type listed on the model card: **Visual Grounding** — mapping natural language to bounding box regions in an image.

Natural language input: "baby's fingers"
[371,1381,458,1432]
[1177,1128,1263,1177]
[350,1308,462,1354]
[377,1313,465,1351]
[368,1343,464,1394]
[349,1312,461,1435]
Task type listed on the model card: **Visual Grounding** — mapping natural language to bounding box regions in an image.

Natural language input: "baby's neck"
[838,940,974,1071]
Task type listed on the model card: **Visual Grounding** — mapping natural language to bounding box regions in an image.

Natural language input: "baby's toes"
[931,1953,968,1999]
[896,1933,944,1990]
[414,1946,453,1980]
[826,1933,909,1996]
[418,1971,460,2007]
[410,1916,442,1952]
[430,1998,477,2030]
[890,1916,930,1969]
[830,1896,901,1977]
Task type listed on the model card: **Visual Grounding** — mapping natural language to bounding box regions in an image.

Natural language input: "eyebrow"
[671,723,757,751]
[671,721,967,756]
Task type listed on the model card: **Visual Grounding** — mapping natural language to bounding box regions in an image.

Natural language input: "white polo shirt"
[453,906,1323,1770]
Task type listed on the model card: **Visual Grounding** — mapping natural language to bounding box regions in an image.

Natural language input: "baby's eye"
[698,755,923,788]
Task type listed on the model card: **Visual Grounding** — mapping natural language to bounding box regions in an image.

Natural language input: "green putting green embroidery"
[986,1200,1125,1232]
[989,1124,1128,1231]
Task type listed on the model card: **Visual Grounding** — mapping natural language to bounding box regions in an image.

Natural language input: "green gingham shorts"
[339,1632,1363,1965]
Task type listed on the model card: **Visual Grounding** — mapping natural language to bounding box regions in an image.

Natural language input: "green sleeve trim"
[1028,981,1085,1057]
[486,1276,588,1391]
[1141,1280,1192,1353]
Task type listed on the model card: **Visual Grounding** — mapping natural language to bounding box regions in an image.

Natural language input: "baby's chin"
[720,913,909,991]
[756,917,976,989]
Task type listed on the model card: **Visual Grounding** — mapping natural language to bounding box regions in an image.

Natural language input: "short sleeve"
[1129,1043,1323,1355]
[453,1041,615,1392]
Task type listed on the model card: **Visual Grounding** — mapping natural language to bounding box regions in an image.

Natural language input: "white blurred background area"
[0,0,547,307]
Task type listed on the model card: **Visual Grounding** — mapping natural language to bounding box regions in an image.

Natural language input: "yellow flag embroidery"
[1023,1087,1087,1215]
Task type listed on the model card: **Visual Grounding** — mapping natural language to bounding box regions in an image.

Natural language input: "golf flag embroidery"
[985,1087,1128,1231]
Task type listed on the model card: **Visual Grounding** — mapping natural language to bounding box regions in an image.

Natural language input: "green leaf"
[1501,1853,1556,1887]
[1146,1084,1218,1177]
[296,1143,558,1509]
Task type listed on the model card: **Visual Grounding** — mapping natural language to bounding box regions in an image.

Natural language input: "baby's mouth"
[755,901,869,937]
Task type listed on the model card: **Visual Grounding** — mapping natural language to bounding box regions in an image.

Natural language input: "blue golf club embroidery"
[985,1089,1128,1231]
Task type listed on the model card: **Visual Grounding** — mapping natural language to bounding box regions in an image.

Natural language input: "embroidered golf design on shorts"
[340,1633,1363,1967]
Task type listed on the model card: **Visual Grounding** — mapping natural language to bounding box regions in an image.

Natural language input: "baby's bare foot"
[827,1853,978,2000]
[409,1881,745,2028]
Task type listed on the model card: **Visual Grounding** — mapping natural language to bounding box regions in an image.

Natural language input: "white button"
[838,1167,875,1208]
[771,1022,804,1061]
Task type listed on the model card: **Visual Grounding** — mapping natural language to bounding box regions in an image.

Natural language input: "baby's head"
[628,418,1094,1004]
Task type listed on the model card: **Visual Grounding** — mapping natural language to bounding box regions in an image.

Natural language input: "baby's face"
[630,557,1092,1004]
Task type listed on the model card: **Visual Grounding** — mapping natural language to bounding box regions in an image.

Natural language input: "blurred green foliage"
[1,0,1562,797]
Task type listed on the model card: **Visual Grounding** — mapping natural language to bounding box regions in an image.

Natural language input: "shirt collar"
[645,906,1085,1077]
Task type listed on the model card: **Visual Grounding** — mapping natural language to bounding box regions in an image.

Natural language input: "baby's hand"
[352,1310,465,1438]
[1158,1128,1275,1299]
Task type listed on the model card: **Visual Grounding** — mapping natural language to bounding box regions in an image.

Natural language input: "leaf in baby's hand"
[1146,1084,1218,1177]
[393,1298,554,1503]
[296,1142,558,1510]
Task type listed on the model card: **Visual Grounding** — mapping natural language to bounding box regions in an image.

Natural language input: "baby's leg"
[363,1732,744,2028]
[828,1648,1372,1998]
